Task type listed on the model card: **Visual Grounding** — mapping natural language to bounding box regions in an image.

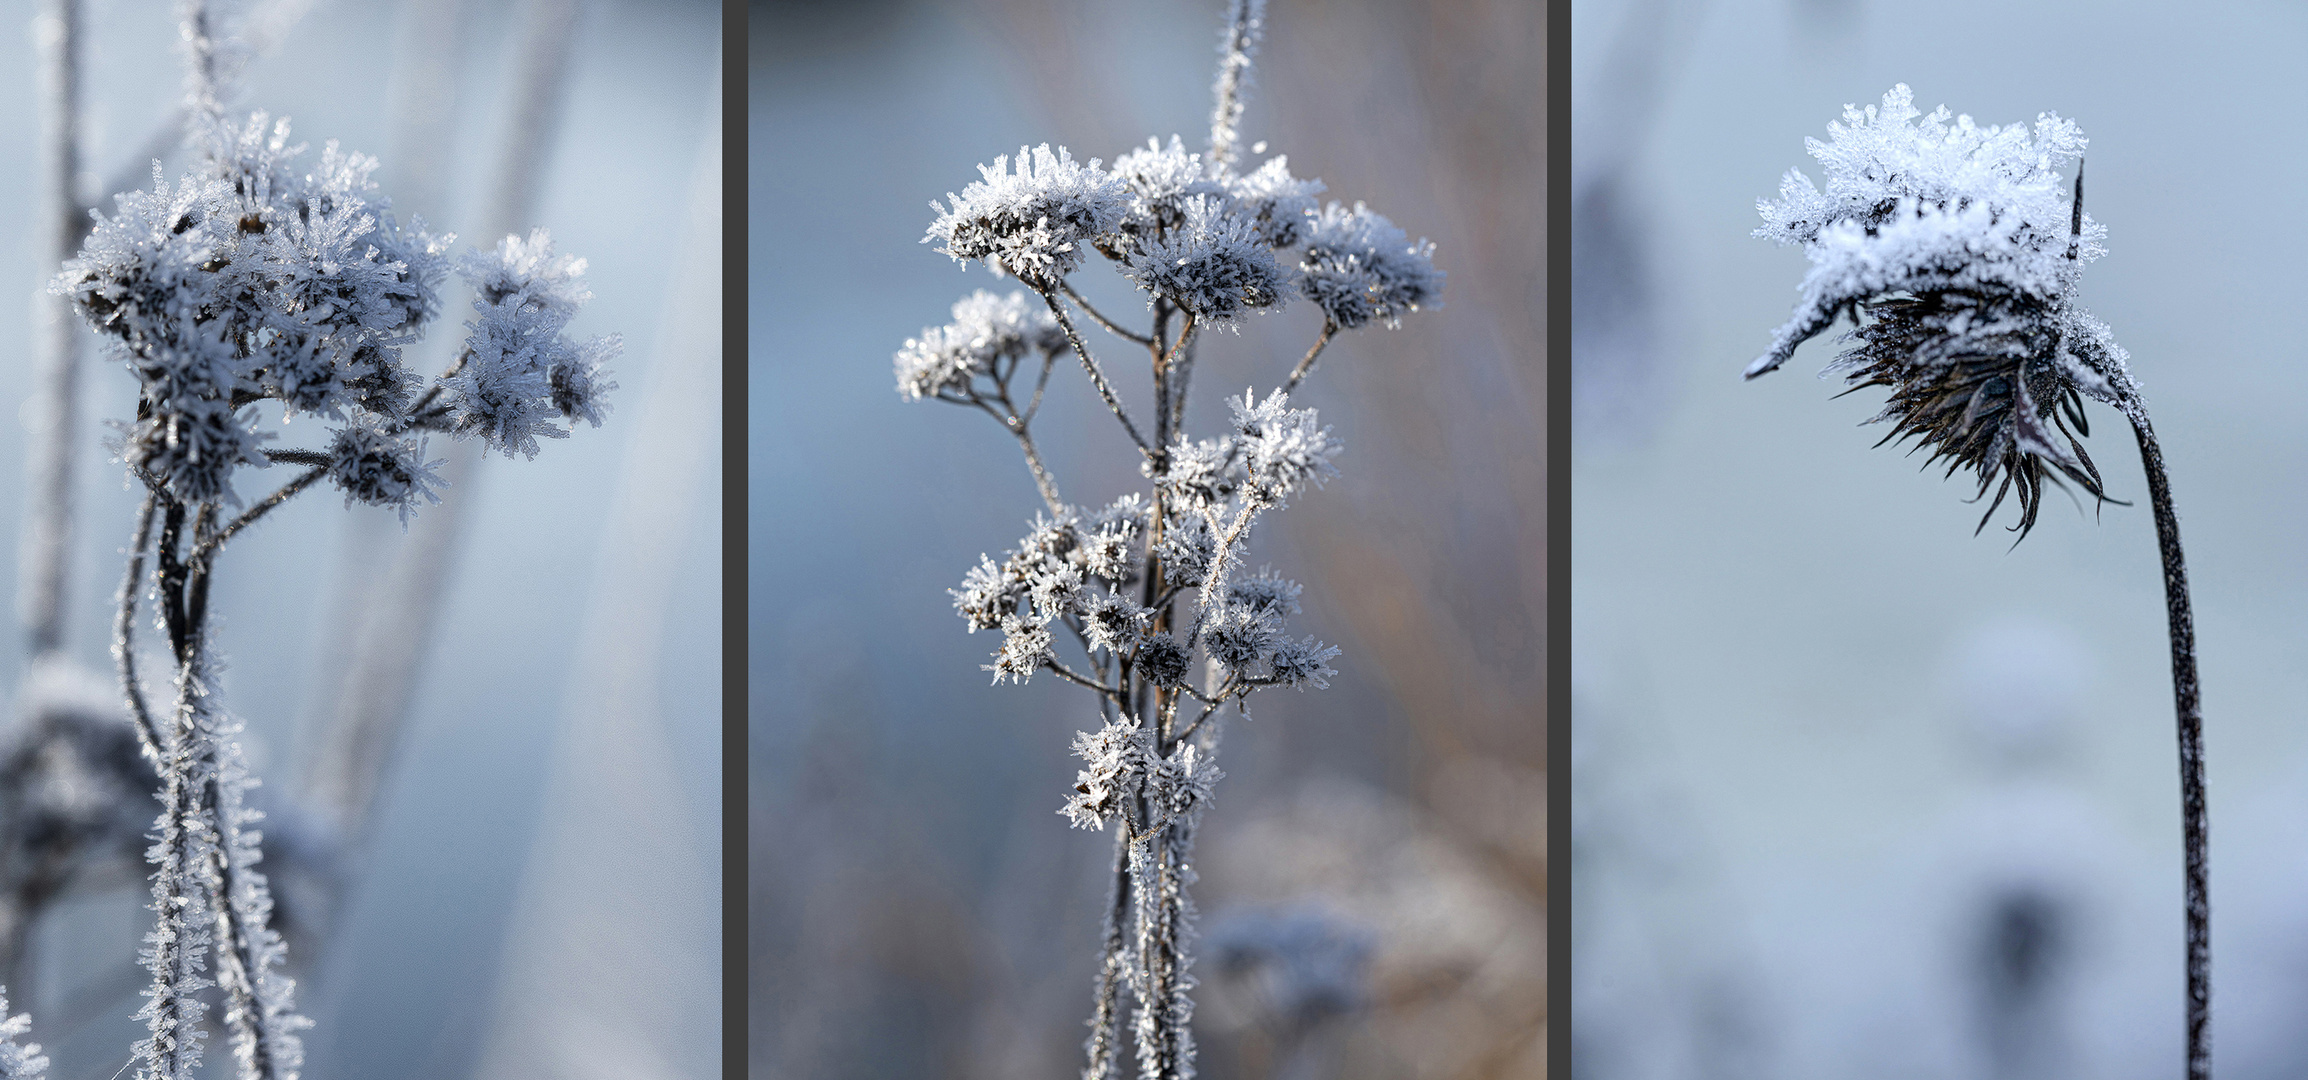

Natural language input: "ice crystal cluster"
[894,1,1436,1075]
[56,117,616,518]
[1748,84,2137,537]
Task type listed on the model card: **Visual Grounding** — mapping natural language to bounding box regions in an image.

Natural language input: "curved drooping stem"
[2128,405,2207,1080]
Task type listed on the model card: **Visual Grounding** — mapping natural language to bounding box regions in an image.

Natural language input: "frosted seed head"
[1299,201,1441,329]
[1124,195,1291,326]
[1266,635,1340,690]
[1223,155,1324,248]
[1748,86,2131,540]
[987,616,1055,684]
[1226,566,1302,617]
[325,418,444,525]
[1138,633,1191,689]
[893,289,1064,401]
[1080,591,1152,655]
[1229,388,1340,505]
[926,145,1130,288]
[1101,136,1230,259]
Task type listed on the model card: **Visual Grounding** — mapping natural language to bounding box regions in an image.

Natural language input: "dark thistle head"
[1748,85,2138,540]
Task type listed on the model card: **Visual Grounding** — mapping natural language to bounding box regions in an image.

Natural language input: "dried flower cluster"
[896,1,1437,1075]
[56,125,616,519]
[1747,83,2133,537]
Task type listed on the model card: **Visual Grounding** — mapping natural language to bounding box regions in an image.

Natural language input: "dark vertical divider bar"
[723,2,748,1078]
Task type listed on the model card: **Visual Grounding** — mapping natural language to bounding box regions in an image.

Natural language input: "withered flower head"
[1748,84,2138,539]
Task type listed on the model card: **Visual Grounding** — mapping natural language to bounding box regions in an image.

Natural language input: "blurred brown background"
[750,0,1544,1075]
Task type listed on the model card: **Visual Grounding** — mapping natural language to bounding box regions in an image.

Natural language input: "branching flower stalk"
[1747,85,2208,1079]
[51,4,618,1078]
[898,2,1439,1076]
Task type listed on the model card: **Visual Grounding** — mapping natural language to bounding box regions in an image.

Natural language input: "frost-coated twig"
[134,650,217,1080]
[115,497,163,764]
[1060,280,1153,347]
[1279,320,1336,397]
[965,397,1064,516]
[187,468,326,567]
[1206,0,1266,174]
[1083,828,1132,1080]
[2128,407,2209,1080]
[49,3,614,1076]
[1042,291,1152,455]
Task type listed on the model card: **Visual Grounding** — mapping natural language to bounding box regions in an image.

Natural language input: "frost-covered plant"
[898,2,1437,1076]
[1747,84,2208,1080]
[47,5,617,1079]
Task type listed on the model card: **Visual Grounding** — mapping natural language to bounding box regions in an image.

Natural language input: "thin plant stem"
[205,796,275,1080]
[188,465,325,566]
[1279,319,1336,397]
[967,397,1063,515]
[1041,289,1151,454]
[117,495,164,764]
[1206,0,1264,174]
[1022,351,1057,424]
[1044,657,1122,700]
[1083,827,1132,1080]
[1060,280,1152,346]
[2130,407,2208,1080]
[1169,333,1199,435]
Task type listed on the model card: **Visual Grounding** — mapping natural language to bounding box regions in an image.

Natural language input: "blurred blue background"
[751,0,1543,1075]
[1572,1,2308,1077]
[0,3,720,1079]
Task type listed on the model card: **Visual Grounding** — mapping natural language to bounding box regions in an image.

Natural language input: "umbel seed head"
[1748,85,2138,540]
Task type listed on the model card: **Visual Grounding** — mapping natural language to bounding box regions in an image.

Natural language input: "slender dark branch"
[1040,290,1151,454]
[1082,827,1132,1080]
[189,466,326,566]
[1060,280,1153,346]
[1043,657,1122,700]
[1022,350,1058,424]
[262,448,331,468]
[1156,312,1198,446]
[1170,330,1202,434]
[1279,319,1337,397]
[115,494,164,763]
[1169,690,1236,749]
[155,499,190,663]
[183,503,218,645]
[2130,408,2209,1080]
[967,397,1064,516]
